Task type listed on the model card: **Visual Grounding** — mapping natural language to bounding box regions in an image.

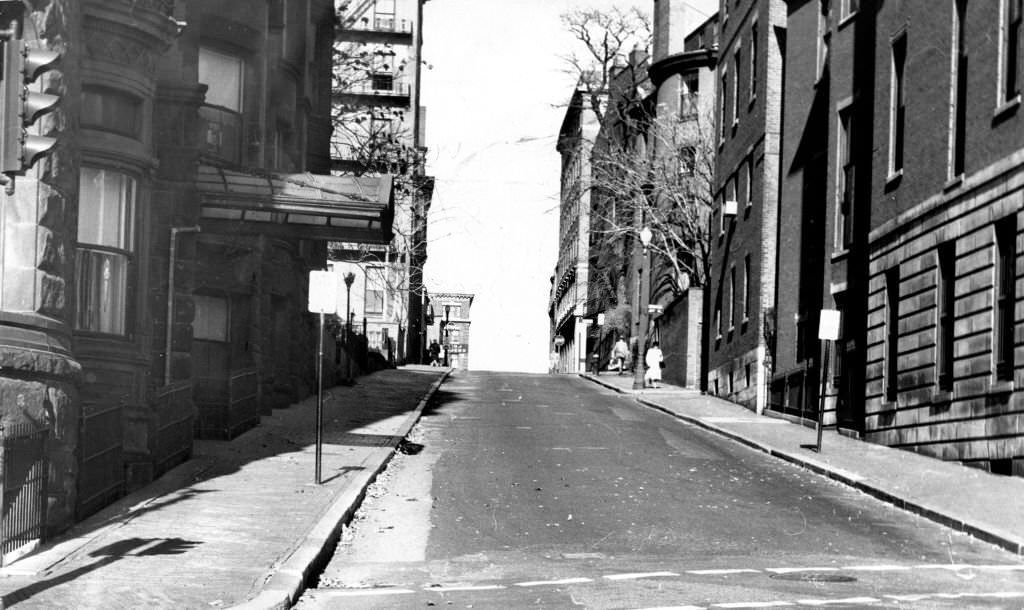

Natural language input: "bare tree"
[560,6,651,124]
[589,111,715,294]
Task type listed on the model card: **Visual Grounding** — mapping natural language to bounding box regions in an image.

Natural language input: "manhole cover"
[769,572,858,583]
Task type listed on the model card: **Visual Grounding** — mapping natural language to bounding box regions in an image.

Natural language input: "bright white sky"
[421,0,646,373]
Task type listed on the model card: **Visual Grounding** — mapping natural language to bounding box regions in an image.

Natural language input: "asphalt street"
[296,371,1024,609]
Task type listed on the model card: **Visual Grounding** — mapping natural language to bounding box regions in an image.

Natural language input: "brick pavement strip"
[0,367,449,610]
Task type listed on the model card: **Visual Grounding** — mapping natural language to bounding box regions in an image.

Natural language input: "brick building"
[646,0,717,389]
[707,0,786,411]
[859,1,1024,472]
[0,0,394,537]
[731,0,1024,474]
[428,292,473,370]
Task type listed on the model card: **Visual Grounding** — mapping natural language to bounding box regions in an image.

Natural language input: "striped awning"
[196,164,394,243]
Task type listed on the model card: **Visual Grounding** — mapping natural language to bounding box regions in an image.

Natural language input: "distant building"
[428,292,474,370]
[550,89,600,373]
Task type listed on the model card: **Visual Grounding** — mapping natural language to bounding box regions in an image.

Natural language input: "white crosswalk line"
[424,584,507,592]
[604,571,680,580]
[513,577,593,587]
[687,568,761,575]
[796,597,881,606]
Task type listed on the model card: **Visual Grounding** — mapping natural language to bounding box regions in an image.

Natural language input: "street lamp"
[633,226,653,390]
[343,272,355,337]
[343,271,355,382]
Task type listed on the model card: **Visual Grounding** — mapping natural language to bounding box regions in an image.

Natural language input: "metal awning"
[196,164,394,243]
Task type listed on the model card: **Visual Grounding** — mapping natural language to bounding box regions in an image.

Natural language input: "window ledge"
[830,247,850,263]
[943,174,964,193]
[989,380,1015,395]
[994,94,1021,121]
[885,169,903,188]
[931,389,952,405]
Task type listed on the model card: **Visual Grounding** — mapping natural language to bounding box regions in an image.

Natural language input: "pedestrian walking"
[428,341,441,366]
[549,349,560,374]
[644,342,664,389]
[611,337,629,375]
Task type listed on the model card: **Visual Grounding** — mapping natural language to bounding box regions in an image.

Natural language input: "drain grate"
[769,572,858,583]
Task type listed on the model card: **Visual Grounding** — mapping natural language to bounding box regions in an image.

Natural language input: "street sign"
[553,336,566,347]
[648,304,664,314]
[307,270,336,314]
[597,313,606,326]
[818,309,841,341]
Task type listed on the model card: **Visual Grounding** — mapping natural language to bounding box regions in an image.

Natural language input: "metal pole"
[316,311,324,484]
[815,339,831,452]
[633,246,651,390]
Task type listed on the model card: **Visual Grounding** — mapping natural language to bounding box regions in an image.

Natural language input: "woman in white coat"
[644,342,664,388]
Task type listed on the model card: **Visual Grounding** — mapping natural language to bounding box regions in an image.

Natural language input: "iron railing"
[1,423,50,565]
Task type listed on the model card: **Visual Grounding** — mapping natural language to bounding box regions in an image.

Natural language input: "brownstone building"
[0,0,394,540]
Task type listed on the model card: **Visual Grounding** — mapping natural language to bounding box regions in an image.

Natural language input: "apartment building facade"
[331,0,432,365]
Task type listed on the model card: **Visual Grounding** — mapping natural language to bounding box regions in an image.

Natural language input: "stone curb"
[231,368,453,610]
[580,373,1024,556]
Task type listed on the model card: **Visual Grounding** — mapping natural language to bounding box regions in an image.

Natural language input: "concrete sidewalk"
[582,372,1024,557]
[0,366,450,610]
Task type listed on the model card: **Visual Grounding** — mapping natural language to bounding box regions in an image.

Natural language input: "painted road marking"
[765,567,838,574]
[713,602,795,608]
[842,564,911,571]
[796,597,881,606]
[514,577,593,587]
[314,588,416,597]
[425,584,507,592]
[604,571,680,581]
[687,569,761,575]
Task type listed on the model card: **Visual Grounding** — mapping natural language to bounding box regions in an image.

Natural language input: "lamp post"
[343,272,355,381]
[443,305,451,367]
[343,272,355,337]
[633,226,653,390]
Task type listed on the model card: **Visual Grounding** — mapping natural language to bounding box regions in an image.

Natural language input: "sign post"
[814,309,842,453]
[308,270,337,484]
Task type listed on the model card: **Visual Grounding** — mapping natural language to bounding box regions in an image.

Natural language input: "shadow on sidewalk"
[12,369,458,577]
[2,537,202,606]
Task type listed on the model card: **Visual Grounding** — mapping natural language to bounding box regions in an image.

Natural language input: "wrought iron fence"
[0,423,50,565]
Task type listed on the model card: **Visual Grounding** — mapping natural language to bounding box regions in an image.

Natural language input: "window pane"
[199,47,243,111]
[78,167,135,249]
[82,88,141,138]
[194,295,229,341]
[75,249,128,334]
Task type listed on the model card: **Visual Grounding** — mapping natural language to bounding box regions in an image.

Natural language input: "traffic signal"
[0,6,60,189]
